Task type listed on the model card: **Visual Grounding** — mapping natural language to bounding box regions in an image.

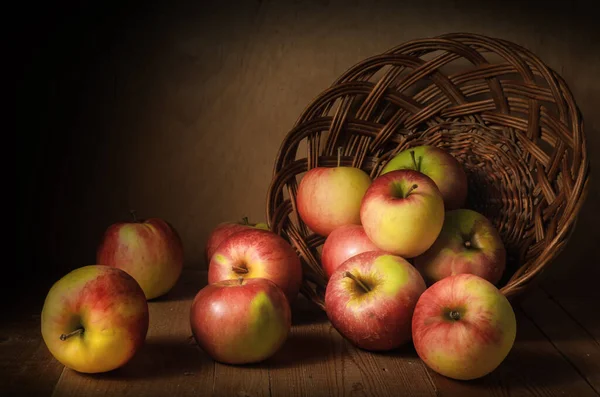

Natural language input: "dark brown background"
[15,0,600,302]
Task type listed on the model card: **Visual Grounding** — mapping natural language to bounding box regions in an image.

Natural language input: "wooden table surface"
[2,270,598,397]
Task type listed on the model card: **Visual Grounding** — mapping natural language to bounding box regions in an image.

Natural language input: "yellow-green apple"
[205,217,270,263]
[208,228,302,303]
[381,145,467,210]
[190,277,291,364]
[41,265,149,373]
[414,209,506,285]
[324,251,426,351]
[96,211,184,300]
[321,225,379,279]
[360,169,444,258]
[412,273,516,380]
[296,164,371,236]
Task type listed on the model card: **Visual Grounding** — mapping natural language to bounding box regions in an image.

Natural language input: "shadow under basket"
[266,32,590,310]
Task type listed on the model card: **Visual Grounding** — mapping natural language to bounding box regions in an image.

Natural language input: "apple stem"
[449,311,461,321]
[232,266,249,274]
[405,184,418,197]
[241,217,249,225]
[344,271,371,293]
[238,277,244,285]
[410,151,423,172]
[60,328,84,341]
[130,209,138,222]
[337,146,342,168]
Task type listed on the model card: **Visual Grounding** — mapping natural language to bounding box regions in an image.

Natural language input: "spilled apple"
[208,228,302,303]
[190,277,291,364]
[41,265,149,373]
[414,209,506,285]
[97,211,184,300]
[325,251,426,351]
[205,217,269,263]
[321,224,379,279]
[412,273,516,380]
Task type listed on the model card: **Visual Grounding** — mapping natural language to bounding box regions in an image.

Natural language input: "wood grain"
[520,288,600,394]
[268,297,437,397]
[0,309,64,397]
[51,271,213,397]
[425,308,599,397]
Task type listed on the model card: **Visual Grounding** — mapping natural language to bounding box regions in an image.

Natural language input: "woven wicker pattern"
[266,33,589,309]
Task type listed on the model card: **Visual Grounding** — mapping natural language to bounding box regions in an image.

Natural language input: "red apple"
[208,228,302,303]
[360,169,445,258]
[412,274,517,380]
[205,217,269,263]
[414,209,506,285]
[324,251,426,351]
[321,224,379,279]
[381,145,468,210]
[296,164,372,236]
[190,277,291,364]
[41,265,149,373]
[96,211,184,300]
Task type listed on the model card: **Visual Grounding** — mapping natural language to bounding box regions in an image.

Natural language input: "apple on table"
[360,169,445,258]
[414,209,506,285]
[412,273,517,380]
[380,145,468,210]
[96,210,184,300]
[41,265,149,373]
[321,224,379,279]
[205,217,269,263]
[208,228,303,303]
[190,277,291,364]
[296,148,372,236]
[325,251,426,351]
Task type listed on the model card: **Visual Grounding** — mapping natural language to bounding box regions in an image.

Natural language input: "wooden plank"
[0,308,64,397]
[520,288,600,394]
[425,308,598,397]
[268,295,436,397]
[51,270,214,397]
[541,278,600,344]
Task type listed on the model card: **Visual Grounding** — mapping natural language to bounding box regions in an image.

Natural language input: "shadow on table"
[257,331,330,369]
[89,337,210,381]
[428,343,596,393]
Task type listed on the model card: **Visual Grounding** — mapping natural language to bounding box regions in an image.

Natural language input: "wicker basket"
[266,33,589,309]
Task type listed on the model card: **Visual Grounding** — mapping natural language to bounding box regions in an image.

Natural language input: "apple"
[205,217,269,263]
[41,265,149,373]
[412,273,517,380]
[360,169,445,258]
[321,224,379,279]
[296,157,372,236]
[324,251,426,351]
[96,211,184,300]
[208,228,303,303]
[190,277,291,364]
[414,209,506,285]
[381,145,468,210]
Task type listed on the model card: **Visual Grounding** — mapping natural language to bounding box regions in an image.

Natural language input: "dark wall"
[16,0,600,299]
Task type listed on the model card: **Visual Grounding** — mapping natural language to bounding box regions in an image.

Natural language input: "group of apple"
[295,145,517,380]
[39,144,517,383]
[40,212,185,373]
